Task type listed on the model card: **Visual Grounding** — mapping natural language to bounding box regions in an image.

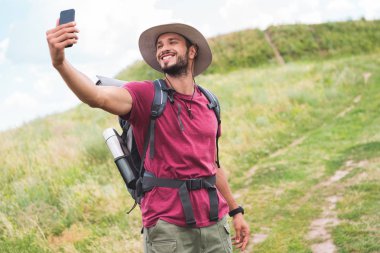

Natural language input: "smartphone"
[59,9,75,47]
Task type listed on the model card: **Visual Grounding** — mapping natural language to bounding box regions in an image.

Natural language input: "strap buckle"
[186,178,203,190]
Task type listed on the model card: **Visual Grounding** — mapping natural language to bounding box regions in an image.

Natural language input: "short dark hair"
[183,36,198,56]
[183,36,192,48]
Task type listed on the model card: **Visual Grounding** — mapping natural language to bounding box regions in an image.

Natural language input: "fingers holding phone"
[59,9,76,48]
[54,22,79,46]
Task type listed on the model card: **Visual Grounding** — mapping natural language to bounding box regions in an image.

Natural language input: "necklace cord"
[184,86,196,119]
[164,77,196,119]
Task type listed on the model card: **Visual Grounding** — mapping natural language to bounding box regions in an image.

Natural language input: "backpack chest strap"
[142,172,219,226]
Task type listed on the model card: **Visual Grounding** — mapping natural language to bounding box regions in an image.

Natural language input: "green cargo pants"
[143,216,232,253]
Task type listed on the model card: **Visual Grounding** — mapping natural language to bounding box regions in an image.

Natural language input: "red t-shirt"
[122,80,229,228]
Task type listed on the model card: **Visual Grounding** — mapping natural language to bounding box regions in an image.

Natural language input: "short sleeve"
[120,80,154,126]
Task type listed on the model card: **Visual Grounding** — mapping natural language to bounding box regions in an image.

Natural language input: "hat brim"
[138,23,212,76]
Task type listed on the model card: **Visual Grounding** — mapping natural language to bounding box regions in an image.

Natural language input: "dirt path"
[244,135,307,187]
[307,195,342,253]
[337,95,361,118]
[304,160,365,253]
[245,228,270,253]
[264,31,285,65]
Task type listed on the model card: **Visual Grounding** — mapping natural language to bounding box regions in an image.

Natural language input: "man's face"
[155,33,189,76]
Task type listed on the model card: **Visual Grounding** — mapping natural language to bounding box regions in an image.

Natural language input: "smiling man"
[46,22,250,252]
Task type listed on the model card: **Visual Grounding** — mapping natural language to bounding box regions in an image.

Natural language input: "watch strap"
[228,206,244,217]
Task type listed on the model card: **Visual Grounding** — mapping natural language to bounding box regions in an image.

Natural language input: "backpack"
[97,76,221,224]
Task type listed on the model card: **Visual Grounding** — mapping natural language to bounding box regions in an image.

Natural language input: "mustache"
[158,50,175,58]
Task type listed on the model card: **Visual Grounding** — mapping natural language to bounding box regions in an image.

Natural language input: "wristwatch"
[228,206,244,217]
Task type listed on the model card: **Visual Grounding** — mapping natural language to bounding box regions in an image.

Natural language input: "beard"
[161,52,189,77]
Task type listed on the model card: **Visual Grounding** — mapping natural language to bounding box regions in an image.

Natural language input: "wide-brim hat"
[138,23,212,76]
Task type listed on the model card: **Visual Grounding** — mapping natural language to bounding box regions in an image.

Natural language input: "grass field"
[1,53,379,252]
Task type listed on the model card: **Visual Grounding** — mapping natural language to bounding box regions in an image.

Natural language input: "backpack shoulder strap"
[151,79,168,118]
[147,79,169,159]
[197,85,222,168]
[197,85,221,123]
[139,79,169,174]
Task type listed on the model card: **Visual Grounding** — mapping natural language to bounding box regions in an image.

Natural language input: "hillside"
[1,20,380,253]
[117,19,380,80]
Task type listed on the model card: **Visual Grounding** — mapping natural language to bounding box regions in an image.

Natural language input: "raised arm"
[46,21,132,116]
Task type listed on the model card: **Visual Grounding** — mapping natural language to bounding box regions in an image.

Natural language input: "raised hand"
[46,21,79,67]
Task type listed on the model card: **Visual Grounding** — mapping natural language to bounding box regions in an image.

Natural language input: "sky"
[0,0,379,131]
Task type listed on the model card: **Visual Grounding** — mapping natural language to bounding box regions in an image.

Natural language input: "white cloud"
[14,76,25,83]
[218,0,379,30]
[219,0,325,30]
[33,74,56,96]
[327,0,355,11]
[358,0,380,19]
[0,38,10,64]
[3,92,37,108]
[298,11,323,24]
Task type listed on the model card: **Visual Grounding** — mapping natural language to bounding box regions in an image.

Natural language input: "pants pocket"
[217,217,232,252]
[151,240,176,253]
[145,220,177,253]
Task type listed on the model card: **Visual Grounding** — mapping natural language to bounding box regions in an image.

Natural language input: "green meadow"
[1,19,379,252]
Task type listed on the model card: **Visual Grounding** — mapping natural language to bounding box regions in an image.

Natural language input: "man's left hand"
[232,213,250,251]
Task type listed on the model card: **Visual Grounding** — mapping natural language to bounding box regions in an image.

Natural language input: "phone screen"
[59,9,75,25]
[59,9,75,47]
